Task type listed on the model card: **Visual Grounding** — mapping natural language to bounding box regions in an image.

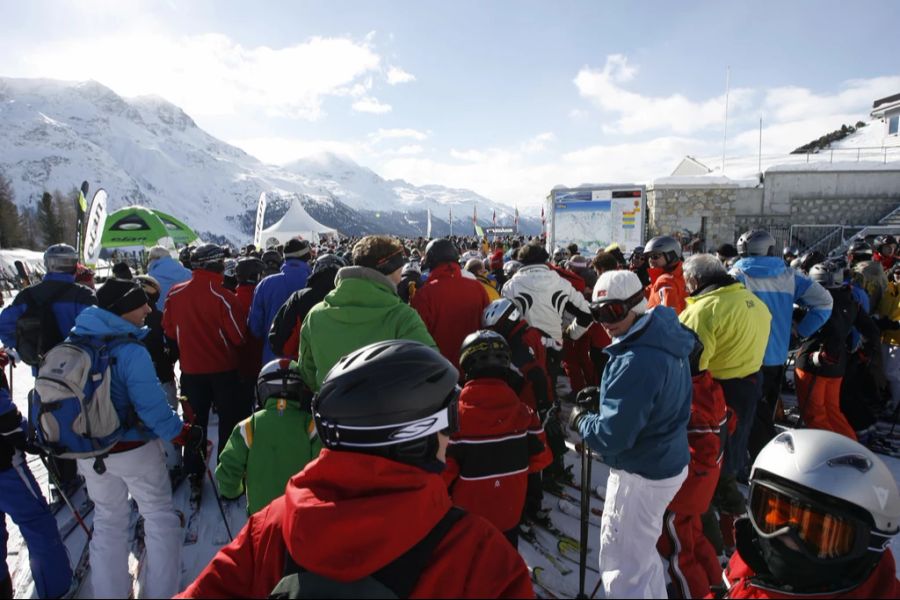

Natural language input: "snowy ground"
[3,316,900,597]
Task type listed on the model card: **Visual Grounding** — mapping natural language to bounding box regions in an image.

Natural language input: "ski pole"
[38,453,92,540]
[200,439,233,542]
[7,360,12,399]
[577,440,591,598]
[179,397,233,542]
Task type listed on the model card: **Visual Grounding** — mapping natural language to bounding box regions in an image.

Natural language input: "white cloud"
[352,96,393,114]
[392,144,425,156]
[369,128,429,143]
[229,136,366,165]
[386,66,416,85]
[6,31,383,121]
[521,132,556,153]
[574,54,754,135]
[450,149,488,162]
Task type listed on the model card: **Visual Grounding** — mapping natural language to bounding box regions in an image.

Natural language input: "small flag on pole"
[514,206,519,229]
[426,208,432,238]
[472,204,477,225]
[492,209,496,225]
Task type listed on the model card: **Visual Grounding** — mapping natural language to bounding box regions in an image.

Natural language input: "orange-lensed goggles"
[749,482,869,561]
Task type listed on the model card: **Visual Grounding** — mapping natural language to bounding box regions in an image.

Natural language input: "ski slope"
[3,335,900,598]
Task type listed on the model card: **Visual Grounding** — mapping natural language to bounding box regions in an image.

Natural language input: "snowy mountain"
[0,77,539,243]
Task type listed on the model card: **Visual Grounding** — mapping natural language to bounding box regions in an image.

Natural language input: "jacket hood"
[458,378,522,428]
[282,449,452,581]
[71,305,149,340]
[609,306,693,360]
[732,255,787,279]
[323,267,402,324]
[427,262,463,282]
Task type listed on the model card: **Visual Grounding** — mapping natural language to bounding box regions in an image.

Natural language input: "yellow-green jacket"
[216,396,321,515]
[680,280,772,380]
[878,281,900,346]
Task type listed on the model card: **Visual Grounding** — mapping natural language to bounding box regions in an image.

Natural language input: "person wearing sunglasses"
[178,340,534,599]
[644,235,688,315]
[723,429,900,597]
[569,270,694,598]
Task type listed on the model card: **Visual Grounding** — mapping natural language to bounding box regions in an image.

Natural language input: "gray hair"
[683,253,727,286]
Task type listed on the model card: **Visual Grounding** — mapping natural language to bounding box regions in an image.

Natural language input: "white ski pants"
[78,440,182,599]
[598,466,688,599]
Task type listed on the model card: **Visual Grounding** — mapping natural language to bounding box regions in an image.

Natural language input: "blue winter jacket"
[148,255,192,311]
[69,307,183,443]
[0,273,97,373]
[249,259,312,363]
[730,257,833,367]
[578,306,692,480]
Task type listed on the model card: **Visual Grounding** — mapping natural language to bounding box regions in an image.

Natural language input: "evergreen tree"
[37,191,65,245]
[0,171,23,248]
[19,206,42,251]
[55,188,79,247]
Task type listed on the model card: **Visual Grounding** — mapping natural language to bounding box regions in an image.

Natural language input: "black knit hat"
[283,238,311,260]
[97,279,149,316]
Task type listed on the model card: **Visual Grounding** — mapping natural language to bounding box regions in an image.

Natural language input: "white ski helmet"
[750,429,900,557]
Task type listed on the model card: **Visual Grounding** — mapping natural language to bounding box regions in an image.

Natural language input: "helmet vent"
[827,454,872,472]
[773,432,795,453]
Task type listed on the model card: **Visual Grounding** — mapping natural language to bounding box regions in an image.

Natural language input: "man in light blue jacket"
[730,229,832,460]
[569,270,694,599]
[147,246,192,311]
[71,279,198,599]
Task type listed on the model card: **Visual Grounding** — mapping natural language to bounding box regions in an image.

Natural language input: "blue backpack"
[29,335,135,471]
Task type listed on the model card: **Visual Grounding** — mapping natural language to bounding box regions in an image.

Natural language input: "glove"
[568,386,600,432]
[171,424,204,450]
[0,349,8,369]
[875,316,900,331]
[811,351,837,368]
[0,348,19,367]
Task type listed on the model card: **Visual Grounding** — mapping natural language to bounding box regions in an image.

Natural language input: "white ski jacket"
[501,264,593,345]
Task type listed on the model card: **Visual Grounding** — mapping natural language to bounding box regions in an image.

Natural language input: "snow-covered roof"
[651,175,760,188]
[766,160,900,173]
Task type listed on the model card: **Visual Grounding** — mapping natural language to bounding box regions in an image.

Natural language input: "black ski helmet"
[257,358,307,407]
[847,239,873,261]
[313,340,460,466]
[459,330,511,379]
[311,253,346,277]
[737,229,776,258]
[783,246,800,259]
[178,246,193,269]
[808,261,843,289]
[644,236,683,266]
[191,244,226,271]
[235,257,266,285]
[797,250,826,274]
[481,298,523,337]
[422,238,460,271]
[874,234,898,253]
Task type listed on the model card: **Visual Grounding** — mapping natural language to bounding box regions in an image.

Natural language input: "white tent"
[260,199,337,245]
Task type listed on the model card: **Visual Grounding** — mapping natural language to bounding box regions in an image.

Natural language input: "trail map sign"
[546,185,645,254]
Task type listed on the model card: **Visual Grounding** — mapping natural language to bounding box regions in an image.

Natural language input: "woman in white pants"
[69,280,199,598]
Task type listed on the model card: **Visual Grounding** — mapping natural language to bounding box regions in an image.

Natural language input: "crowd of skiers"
[0,228,899,599]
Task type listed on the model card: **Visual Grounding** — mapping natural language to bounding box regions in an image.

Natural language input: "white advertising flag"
[253,192,267,249]
[82,189,108,265]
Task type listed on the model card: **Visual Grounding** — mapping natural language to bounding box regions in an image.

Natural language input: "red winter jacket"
[668,371,733,515]
[507,321,551,412]
[177,449,534,599]
[549,264,587,295]
[162,270,248,374]
[874,252,897,272]
[722,547,900,598]
[443,378,553,532]
[412,262,489,369]
[648,262,688,315]
[235,284,263,380]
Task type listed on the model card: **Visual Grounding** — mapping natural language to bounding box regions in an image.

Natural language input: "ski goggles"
[590,290,645,324]
[318,385,461,449]
[748,480,883,561]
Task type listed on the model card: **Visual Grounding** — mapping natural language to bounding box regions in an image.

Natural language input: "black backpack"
[15,284,72,367]
[269,507,466,599]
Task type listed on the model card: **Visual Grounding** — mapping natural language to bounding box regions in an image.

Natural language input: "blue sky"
[2,0,899,209]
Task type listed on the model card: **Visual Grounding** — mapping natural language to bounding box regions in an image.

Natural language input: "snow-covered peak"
[0,76,535,242]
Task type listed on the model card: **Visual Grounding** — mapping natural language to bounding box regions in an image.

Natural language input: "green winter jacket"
[215,396,321,515]
[299,266,437,390]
